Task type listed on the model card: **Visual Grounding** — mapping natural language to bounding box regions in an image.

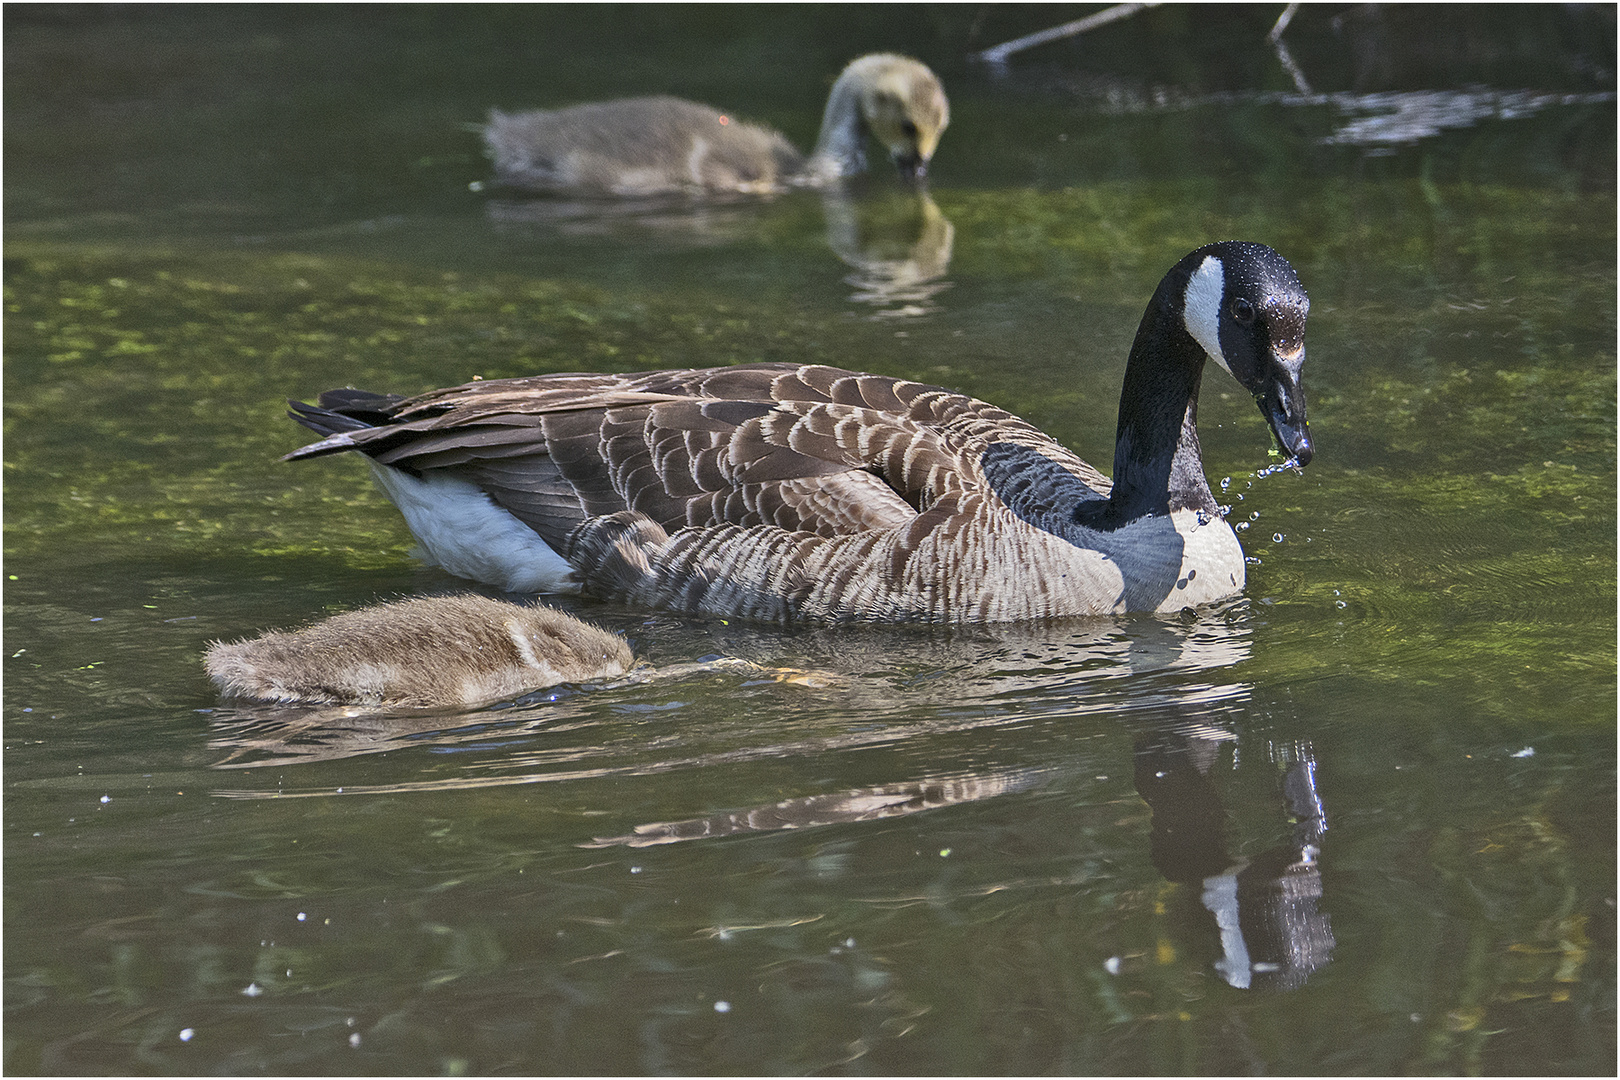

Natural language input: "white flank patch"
[686,136,710,186]
[1182,255,1232,375]
[504,618,561,684]
[365,462,580,594]
[506,620,543,672]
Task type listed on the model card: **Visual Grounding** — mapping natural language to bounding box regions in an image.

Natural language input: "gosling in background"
[205,594,633,708]
[483,53,948,196]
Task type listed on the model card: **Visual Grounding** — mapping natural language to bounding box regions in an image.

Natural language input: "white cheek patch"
[1182,255,1232,376]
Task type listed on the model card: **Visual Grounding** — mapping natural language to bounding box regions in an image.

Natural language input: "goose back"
[288,364,1241,622]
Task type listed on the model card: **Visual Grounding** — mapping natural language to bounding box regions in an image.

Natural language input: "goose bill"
[1258,358,1313,467]
[894,151,927,181]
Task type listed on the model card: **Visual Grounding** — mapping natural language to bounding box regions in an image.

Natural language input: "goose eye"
[900,120,919,139]
[1230,298,1256,325]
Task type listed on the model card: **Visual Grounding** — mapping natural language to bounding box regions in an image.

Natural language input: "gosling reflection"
[204,652,815,771]
[822,189,954,317]
[480,187,954,318]
[1135,728,1333,991]
[483,192,770,244]
[584,767,1049,848]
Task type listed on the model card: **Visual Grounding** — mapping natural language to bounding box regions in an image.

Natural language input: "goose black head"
[1179,241,1313,467]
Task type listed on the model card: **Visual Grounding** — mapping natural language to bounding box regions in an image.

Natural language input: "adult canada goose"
[482,53,948,195]
[286,241,1312,623]
[205,594,634,706]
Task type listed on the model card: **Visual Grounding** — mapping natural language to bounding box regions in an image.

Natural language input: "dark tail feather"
[284,389,409,460]
[287,389,407,434]
[317,388,409,418]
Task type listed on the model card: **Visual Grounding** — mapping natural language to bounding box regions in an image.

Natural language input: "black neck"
[1076,296,1219,530]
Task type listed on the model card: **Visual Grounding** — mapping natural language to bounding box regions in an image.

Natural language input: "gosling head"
[844,53,950,181]
[1179,241,1313,467]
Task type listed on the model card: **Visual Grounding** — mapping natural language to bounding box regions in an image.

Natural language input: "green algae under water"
[4,7,1615,1076]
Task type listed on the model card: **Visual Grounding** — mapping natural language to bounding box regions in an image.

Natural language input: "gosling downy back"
[484,96,803,196]
[205,594,633,707]
[285,242,1312,623]
[482,53,947,195]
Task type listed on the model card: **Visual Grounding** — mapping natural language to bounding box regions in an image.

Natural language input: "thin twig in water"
[1268,1,1300,43]
[1268,2,1313,94]
[971,2,1160,67]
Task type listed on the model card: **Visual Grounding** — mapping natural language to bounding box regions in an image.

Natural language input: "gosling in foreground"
[205,594,633,707]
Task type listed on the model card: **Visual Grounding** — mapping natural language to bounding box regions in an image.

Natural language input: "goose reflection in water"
[205,606,1331,991]
[1135,725,1333,992]
[582,699,1334,993]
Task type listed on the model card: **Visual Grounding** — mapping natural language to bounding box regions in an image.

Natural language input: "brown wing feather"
[288,362,1105,551]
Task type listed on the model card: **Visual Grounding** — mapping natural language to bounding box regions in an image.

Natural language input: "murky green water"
[5,6,1614,1075]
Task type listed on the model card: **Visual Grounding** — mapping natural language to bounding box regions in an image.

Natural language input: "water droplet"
[242,983,263,997]
[1235,522,1249,531]
[1104,956,1122,975]
[1219,477,1231,490]
[1335,600,1347,609]
[99,795,110,804]
[1272,533,1285,543]
[297,912,307,922]
[349,1033,362,1048]
[1255,458,1305,479]
[714,1000,732,1013]
[179,1028,194,1042]
[630,866,642,874]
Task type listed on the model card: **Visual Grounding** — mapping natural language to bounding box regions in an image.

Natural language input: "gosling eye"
[900,120,919,139]
[1230,297,1256,326]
